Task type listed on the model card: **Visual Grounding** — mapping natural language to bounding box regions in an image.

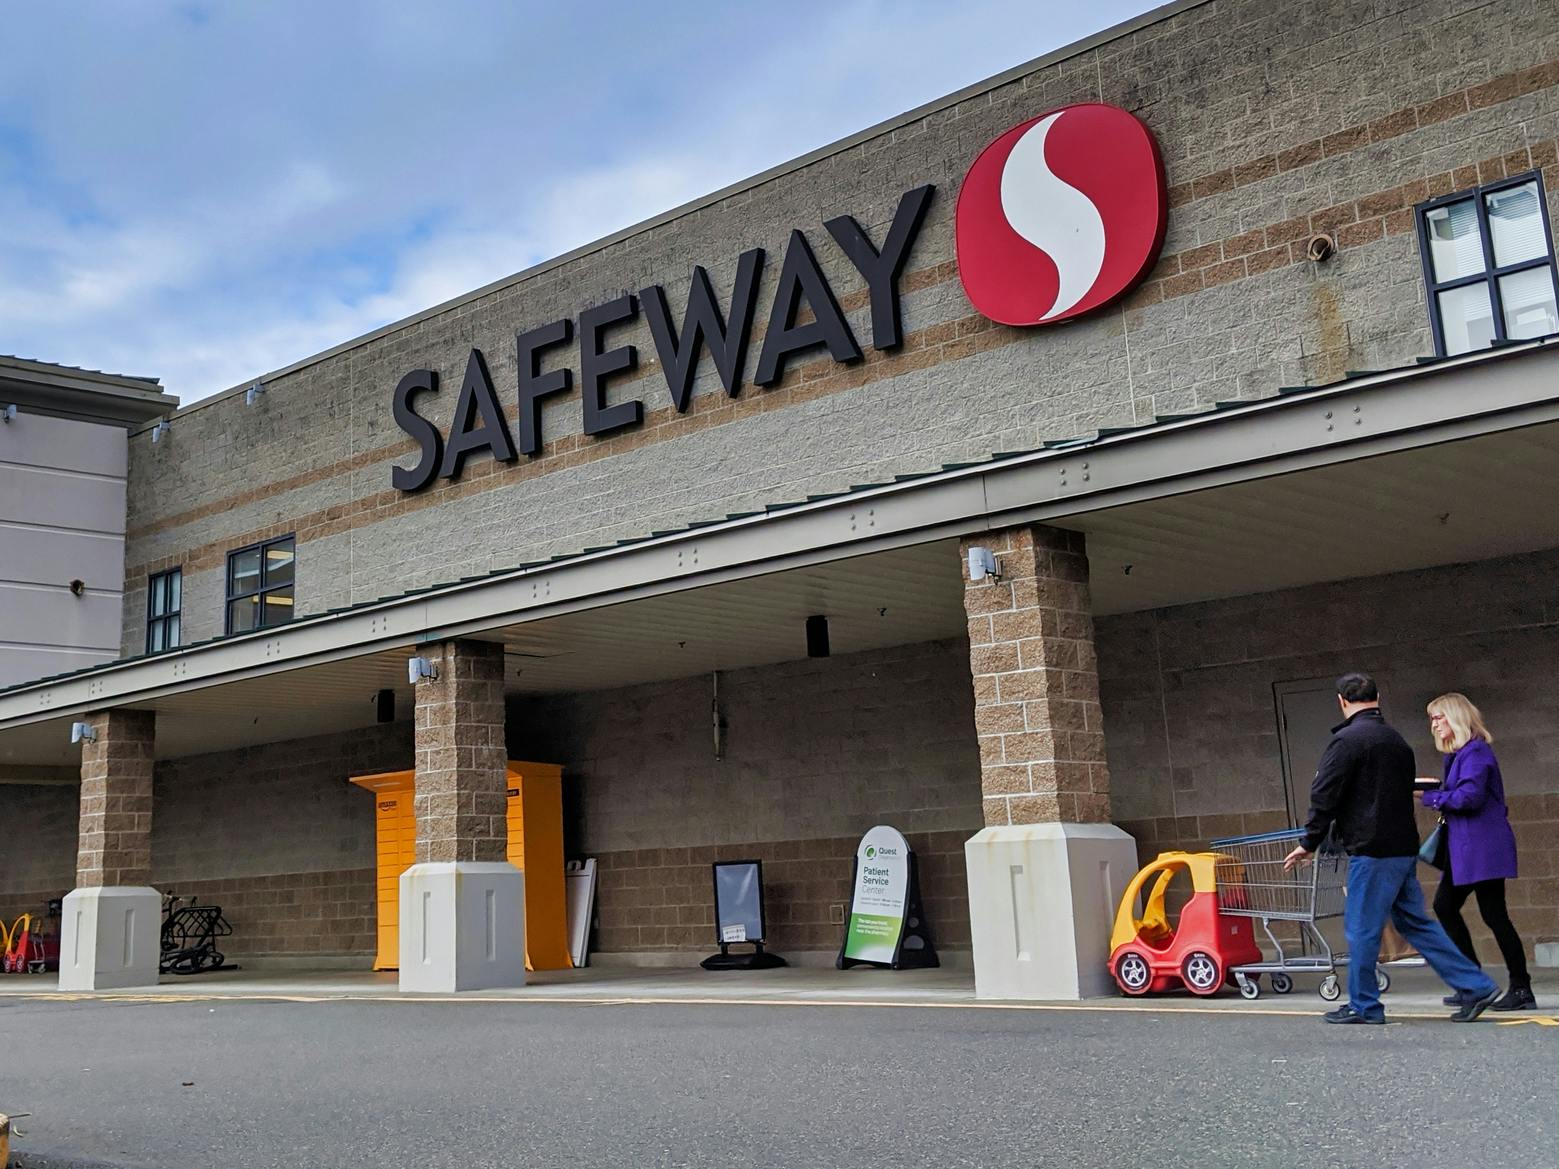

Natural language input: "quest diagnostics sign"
[387,103,1166,492]
[840,825,912,966]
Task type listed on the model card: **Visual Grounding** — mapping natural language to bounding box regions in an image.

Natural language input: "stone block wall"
[412,640,508,865]
[76,709,155,886]
[118,0,1559,654]
[2,638,982,962]
[592,830,972,955]
[1101,548,1559,955]
[164,868,376,961]
[515,637,985,953]
[0,784,79,946]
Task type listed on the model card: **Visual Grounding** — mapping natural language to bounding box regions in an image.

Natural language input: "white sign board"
[841,825,911,965]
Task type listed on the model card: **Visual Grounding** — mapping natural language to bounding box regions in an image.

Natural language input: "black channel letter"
[391,368,443,492]
[579,294,644,437]
[641,247,765,412]
[438,348,517,480]
[824,184,934,351]
[517,318,574,456]
[754,230,861,387]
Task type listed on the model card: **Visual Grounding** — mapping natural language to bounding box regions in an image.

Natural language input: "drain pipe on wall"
[712,671,725,761]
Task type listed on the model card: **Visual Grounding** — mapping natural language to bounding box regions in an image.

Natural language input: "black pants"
[1432,877,1530,989]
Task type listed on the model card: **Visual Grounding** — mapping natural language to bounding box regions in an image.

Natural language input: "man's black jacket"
[1298,707,1420,857]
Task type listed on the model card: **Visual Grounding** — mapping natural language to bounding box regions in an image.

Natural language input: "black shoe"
[1442,992,1465,1007]
[1450,986,1500,1022]
[1323,1005,1385,1024]
[1491,986,1537,1012]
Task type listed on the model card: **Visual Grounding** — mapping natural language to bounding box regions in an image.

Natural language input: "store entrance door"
[1274,679,1348,826]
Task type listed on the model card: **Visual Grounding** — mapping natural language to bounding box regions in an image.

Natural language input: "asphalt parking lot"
[2,991,1554,1169]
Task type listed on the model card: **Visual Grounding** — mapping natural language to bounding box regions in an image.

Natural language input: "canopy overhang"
[3,338,1557,769]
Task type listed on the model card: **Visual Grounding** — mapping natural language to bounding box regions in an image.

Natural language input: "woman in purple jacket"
[1422,692,1534,1011]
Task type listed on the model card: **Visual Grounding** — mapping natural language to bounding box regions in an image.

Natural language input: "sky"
[1,1,1154,404]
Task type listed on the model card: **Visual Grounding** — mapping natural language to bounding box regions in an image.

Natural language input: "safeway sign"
[388,102,1168,491]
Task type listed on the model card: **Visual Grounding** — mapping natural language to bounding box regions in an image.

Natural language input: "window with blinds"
[1416,172,1559,357]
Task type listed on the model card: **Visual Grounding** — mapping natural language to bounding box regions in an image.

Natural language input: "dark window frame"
[145,567,182,654]
[1415,169,1559,357]
[224,533,296,635]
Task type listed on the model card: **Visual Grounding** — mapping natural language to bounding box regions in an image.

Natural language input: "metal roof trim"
[2,336,1555,717]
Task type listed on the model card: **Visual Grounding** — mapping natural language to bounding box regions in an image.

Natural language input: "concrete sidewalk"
[4,960,1554,1021]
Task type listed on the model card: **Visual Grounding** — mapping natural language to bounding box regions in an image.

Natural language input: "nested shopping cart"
[1210,828,1393,1002]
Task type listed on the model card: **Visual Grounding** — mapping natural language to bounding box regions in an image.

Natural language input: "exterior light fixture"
[245,382,266,406]
[70,721,97,744]
[1,404,17,423]
[407,655,438,684]
[967,546,1001,582]
[151,421,171,443]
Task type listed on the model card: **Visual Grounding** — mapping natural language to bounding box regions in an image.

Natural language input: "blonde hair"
[1426,692,1494,752]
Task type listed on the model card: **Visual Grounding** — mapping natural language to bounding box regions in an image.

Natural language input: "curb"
[9,1148,164,1169]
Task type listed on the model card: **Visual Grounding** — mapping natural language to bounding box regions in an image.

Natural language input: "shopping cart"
[1210,828,1392,1002]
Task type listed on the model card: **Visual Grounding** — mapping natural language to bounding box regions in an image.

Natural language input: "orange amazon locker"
[349,761,570,971]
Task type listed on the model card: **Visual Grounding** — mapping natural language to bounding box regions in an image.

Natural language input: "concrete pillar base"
[397,862,526,993]
[965,823,1137,1000]
[57,886,162,990]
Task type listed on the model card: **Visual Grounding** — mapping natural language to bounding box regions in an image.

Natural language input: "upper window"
[1417,172,1559,357]
[225,535,295,634]
[146,568,182,654]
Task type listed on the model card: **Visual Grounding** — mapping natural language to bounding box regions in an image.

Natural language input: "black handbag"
[1418,819,1448,870]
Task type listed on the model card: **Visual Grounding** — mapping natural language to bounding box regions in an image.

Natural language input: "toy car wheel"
[1375,967,1391,994]
[1319,975,1341,1001]
[1115,951,1153,996]
[1271,973,1294,994]
[1182,951,1222,996]
[1237,975,1261,1000]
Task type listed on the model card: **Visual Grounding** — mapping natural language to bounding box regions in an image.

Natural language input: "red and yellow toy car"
[1108,851,1262,996]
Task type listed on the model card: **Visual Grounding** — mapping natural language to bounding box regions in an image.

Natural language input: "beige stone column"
[413,638,508,864]
[60,708,162,990]
[961,524,1111,826]
[400,639,525,992]
[959,525,1137,1000]
[76,708,156,885]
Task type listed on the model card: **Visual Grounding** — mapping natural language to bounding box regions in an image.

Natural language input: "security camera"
[967,546,1000,582]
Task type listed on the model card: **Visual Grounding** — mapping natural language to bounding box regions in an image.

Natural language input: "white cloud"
[0,0,1152,399]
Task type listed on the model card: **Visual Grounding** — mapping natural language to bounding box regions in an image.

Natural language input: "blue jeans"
[1344,855,1497,1019]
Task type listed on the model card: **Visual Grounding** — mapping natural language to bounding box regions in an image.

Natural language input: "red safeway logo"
[956,103,1167,327]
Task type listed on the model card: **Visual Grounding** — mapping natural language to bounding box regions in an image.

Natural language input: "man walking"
[1283,673,1498,1024]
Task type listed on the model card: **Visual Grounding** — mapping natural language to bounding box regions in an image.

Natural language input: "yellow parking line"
[0,990,1478,1020]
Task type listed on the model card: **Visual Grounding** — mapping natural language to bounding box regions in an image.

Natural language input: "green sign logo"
[866,846,876,859]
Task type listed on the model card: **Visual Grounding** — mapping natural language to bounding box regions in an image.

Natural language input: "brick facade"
[166,868,376,961]
[593,830,973,954]
[961,526,1110,826]
[413,639,509,864]
[116,0,1559,654]
[75,709,156,887]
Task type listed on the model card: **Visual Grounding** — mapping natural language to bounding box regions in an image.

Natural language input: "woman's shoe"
[1491,986,1536,1011]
